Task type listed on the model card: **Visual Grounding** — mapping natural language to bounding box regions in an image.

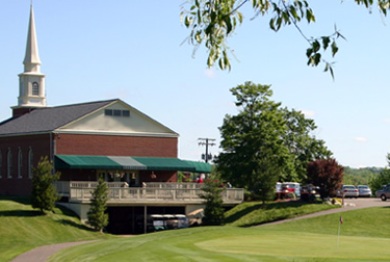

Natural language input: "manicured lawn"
[3,196,389,262]
[225,199,338,226]
[50,206,390,262]
[0,197,109,262]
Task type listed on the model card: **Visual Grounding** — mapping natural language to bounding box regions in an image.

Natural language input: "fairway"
[197,231,390,260]
[50,207,390,262]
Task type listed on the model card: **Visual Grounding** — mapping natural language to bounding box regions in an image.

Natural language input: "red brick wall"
[0,132,179,196]
[55,133,178,157]
[0,134,52,196]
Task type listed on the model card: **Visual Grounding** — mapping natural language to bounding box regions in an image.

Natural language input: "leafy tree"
[343,166,381,185]
[281,108,332,182]
[216,82,331,202]
[369,154,390,193]
[216,82,290,204]
[199,177,225,225]
[181,0,389,76]
[370,169,390,194]
[31,156,60,214]
[87,177,109,232]
[306,158,344,198]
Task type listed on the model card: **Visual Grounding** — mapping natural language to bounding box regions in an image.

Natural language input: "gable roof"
[0,99,117,135]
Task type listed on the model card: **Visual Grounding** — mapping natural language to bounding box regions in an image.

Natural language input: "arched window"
[28,148,33,179]
[18,148,23,179]
[32,82,39,96]
[7,148,12,179]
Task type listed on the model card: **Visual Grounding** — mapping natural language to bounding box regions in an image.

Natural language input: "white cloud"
[354,136,368,143]
[384,118,390,124]
[204,68,216,78]
[300,109,315,118]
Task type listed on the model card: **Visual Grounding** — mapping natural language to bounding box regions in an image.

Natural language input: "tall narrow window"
[28,148,33,179]
[7,149,12,179]
[18,148,23,179]
[0,151,2,179]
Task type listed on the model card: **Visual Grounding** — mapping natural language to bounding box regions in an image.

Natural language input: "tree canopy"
[181,0,390,76]
[282,107,332,181]
[199,177,225,225]
[216,81,331,202]
[31,156,60,214]
[306,158,344,198]
[369,153,390,193]
[87,177,109,233]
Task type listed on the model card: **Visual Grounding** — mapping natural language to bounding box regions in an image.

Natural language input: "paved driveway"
[11,240,96,262]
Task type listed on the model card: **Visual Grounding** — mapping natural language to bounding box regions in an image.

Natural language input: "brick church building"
[0,6,209,197]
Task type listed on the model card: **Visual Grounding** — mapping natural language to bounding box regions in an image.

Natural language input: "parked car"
[300,184,319,202]
[375,185,390,201]
[357,185,372,197]
[337,185,359,198]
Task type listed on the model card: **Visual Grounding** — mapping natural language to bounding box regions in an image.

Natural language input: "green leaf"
[184,16,191,27]
[331,41,338,57]
[224,16,233,34]
[322,37,330,50]
[306,48,313,58]
[312,40,320,52]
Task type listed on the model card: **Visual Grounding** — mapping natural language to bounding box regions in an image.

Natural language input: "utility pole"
[198,138,216,163]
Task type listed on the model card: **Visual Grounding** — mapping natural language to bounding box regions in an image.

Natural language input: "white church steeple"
[16,4,46,111]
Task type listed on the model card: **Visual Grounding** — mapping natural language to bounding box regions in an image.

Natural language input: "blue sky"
[1,1,390,168]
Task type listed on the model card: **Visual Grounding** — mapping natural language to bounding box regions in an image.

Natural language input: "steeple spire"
[14,4,47,116]
[23,4,41,73]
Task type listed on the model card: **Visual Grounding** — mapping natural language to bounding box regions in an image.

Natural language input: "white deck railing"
[55,181,244,205]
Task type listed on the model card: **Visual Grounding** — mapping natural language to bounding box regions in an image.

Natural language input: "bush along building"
[0,5,244,234]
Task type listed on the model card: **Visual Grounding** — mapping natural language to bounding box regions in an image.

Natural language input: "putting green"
[196,231,390,260]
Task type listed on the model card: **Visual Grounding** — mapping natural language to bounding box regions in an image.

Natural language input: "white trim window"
[7,148,12,179]
[18,148,23,179]
[0,151,2,178]
[28,147,33,179]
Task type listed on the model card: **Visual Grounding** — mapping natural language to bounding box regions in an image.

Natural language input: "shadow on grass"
[224,200,320,224]
[55,204,80,218]
[57,218,94,231]
[0,209,43,217]
[0,195,31,205]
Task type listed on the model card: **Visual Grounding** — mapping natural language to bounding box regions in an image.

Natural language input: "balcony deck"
[56,181,244,205]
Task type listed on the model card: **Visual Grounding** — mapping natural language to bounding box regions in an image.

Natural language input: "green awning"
[132,157,195,171]
[182,160,212,173]
[55,155,146,170]
[107,156,146,170]
[55,155,196,172]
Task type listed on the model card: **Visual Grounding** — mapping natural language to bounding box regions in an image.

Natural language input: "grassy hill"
[0,197,110,262]
[51,206,390,261]
[3,196,389,261]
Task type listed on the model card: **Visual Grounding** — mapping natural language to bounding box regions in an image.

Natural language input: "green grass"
[51,207,390,261]
[2,196,389,262]
[225,200,338,226]
[0,197,110,262]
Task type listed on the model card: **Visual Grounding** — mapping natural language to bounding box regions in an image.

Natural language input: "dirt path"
[10,198,389,262]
